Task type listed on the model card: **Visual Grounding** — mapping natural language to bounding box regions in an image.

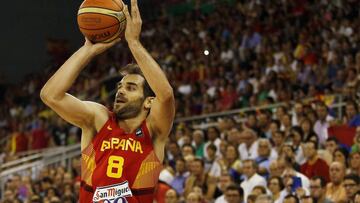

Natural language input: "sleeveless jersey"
[80,113,162,203]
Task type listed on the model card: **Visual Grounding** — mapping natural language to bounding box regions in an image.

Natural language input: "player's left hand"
[122,0,142,44]
[83,37,121,57]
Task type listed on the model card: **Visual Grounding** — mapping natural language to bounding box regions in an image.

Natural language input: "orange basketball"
[77,0,126,43]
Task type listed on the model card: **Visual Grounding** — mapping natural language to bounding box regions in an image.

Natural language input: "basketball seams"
[79,6,121,12]
[78,13,126,28]
[77,0,125,43]
[78,7,125,22]
[111,0,122,11]
[79,22,120,31]
[78,12,121,29]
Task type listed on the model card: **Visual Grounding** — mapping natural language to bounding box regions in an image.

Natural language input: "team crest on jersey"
[135,128,143,137]
[93,181,132,203]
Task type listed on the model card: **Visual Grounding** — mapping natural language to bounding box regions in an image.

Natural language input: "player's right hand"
[82,37,121,56]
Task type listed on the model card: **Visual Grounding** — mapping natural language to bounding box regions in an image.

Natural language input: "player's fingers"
[123,5,131,20]
[131,0,139,17]
[106,38,121,47]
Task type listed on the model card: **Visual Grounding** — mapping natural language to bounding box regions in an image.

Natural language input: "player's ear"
[144,97,155,109]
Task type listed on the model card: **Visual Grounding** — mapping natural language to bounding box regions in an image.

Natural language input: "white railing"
[0,144,81,195]
[175,94,346,128]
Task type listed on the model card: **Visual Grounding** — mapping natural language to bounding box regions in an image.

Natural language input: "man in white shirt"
[204,127,222,159]
[214,173,236,203]
[238,129,259,160]
[292,102,305,126]
[313,102,334,146]
[240,159,267,201]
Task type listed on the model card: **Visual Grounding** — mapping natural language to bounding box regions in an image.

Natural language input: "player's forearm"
[128,41,173,101]
[40,47,93,101]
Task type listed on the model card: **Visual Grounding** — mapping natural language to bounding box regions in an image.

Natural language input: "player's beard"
[115,97,145,120]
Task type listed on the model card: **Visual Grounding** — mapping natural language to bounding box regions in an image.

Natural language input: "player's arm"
[123,0,175,140]
[40,39,120,128]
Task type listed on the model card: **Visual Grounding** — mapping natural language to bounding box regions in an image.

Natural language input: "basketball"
[77,0,126,43]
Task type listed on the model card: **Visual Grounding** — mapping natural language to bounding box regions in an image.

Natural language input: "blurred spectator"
[309,176,332,203]
[238,129,259,160]
[268,176,285,203]
[313,102,334,146]
[300,141,330,182]
[170,158,189,196]
[240,159,266,200]
[283,194,300,203]
[213,173,234,203]
[165,189,178,203]
[349,151,360,175]
[326,162,347,202]
[343,174,360,202]
[224,184,244,203]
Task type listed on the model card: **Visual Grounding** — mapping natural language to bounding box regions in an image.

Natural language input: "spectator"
[214,173,234,203]
[256,139,275,177]
[186,192,201,203]
[300,141,330,182]
[313,102,334,146]
[238,129,259,160]
[204,127,221,160]
[325,137,339,159]
[271,131,286,155]
[268,176,285,203]
[283,194,299,203]
[309,176,332,203]
[240,159,267,200]
[184,159,207,197]
[224,184,244,203]
[349,151,360,175]
[289,126,305,165]
[326,162,347,202]
[170,158,189,196]
[333,147,349,168]
[192,130,205,158]
[205,144,220,176]
[343,174,360,202]
[165,189,178,203]
[221,144,242,181]
[255,194,273,203]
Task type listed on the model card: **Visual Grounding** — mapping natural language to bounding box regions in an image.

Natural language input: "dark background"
[0,0,155,84]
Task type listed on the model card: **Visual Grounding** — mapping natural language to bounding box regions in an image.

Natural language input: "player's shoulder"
[83,101,110,130]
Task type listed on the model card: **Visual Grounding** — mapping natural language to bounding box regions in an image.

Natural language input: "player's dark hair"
[120,63,155,98]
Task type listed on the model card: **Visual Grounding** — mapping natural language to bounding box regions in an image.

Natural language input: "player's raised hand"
[83,37,121,56]
[122,0,142,43]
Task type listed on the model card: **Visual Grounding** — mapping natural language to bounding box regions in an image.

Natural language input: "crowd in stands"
[1,0,360,202]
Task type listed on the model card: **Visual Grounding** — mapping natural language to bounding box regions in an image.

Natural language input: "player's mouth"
[116,96,127,103]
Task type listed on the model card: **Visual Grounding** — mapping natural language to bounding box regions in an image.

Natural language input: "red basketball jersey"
[80,113,162,203]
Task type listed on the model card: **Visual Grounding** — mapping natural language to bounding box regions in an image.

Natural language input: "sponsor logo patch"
[93,181,132,203]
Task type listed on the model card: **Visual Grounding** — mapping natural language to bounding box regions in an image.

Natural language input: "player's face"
[114,74,146,119]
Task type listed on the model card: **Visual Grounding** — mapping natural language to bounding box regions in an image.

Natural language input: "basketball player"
[40,0,175,202]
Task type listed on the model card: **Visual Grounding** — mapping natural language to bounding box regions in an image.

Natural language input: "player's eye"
[127,86,136,91]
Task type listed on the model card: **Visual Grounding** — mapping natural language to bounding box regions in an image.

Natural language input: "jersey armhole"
[141,120,162,163]
[81,111,113,154]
